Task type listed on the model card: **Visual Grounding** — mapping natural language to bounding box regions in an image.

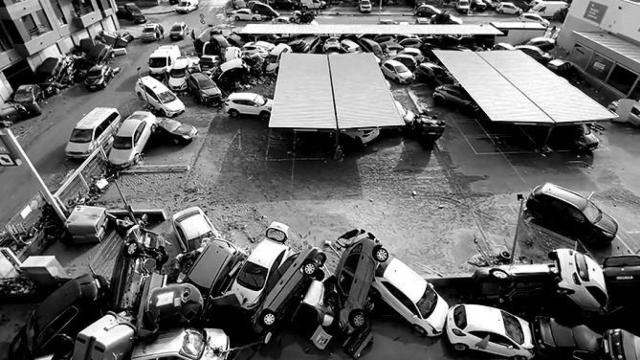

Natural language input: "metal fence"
[0,193,47,252]
[53,147,109,213]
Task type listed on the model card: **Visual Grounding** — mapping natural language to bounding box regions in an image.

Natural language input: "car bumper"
[169,84,188,91]
[66,151,92,159]
[166,108,185,117]
[85,83,106,90]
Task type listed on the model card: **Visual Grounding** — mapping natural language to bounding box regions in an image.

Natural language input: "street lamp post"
[377,0,383,22]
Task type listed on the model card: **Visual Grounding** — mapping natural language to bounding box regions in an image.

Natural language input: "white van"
[265,44,292,73]
[168,58,190,91]
[65,107,121,159]
[529,1,567,17]
[135,76,185,117]
[148,45,181,77]
[300,0,326,9]
[456,0,470,13]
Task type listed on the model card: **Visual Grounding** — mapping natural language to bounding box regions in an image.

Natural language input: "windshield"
[501,311,524,345]
[142,27,155,33]
[149,57,167,68]
[87,69,102,78]
[14,88,32,100]
[171,24,182,31]
[180,330,205,360]
[394,64,409,73]
[416,285,438,318]
[582,201,601,223]
[179,1,189,6]
[170,68,186,78]
[112,135,132,149]
[199,79,216,90]
[158,91,177,104]
[69,128,93,143]
[253,95,267,105]
[236,261,268,291]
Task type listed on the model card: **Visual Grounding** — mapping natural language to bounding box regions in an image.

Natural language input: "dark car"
[357,37,384,58]
[183,238,246,297]
[116,3,146,23]
[187,72,222,105]
[9,273,108,360]
[137,283,204,338]
[515,45,553,64]
[414,62,454,85]
[415,4,441,16]
[248,1,280,18]
[83,64,115,90]
[533,316,602,359]
[470,0,487,11]
[288,36,319,53]
[36,57,73,85]
[156,118,198,145]
[0,102,29,123]
[526,183,618,247]
[398,37,422,48]
[333,229,389,334]
[471,262,558,305]
[272,0,298,9]
[12,84,43,115]
[253,247,326,333]
[406,111,446,141]
[603,255,640,305]
[548,124,600,152]
[603,329,640,360]
[432,84,478,113]
[526,36,556,52]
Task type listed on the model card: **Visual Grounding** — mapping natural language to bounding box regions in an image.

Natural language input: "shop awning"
[573,31,640,74]
[239,24,503,36]
[434,50,617,125]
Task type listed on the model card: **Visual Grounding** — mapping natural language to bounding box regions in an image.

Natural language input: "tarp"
[239,24,503,36]
[434,50,617,125]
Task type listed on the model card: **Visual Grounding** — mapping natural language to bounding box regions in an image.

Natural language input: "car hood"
[108,148,135,166]
[230,282,262,310]
[168,77,185,86]
[202,328,229,360]
[595,212,618,238]
[201,88,221,97]
[425,292,448,332]
[174,124,197,136]
[65,141,92,155]
[165,99,186,112]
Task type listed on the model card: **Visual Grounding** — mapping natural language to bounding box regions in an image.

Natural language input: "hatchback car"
[156,118,198,145]
[184,238,247,297]
[398,47,424,63]
[551,248,609,313]
[138,283,204,338]
[334,229,389,334]
[108,111,156,168]
[187,73,222,106]
[603,255,640,305]
[84,64,115,90]
[232,8,264,21]
[135,76,185,117]
[373,257,448,336]
[381,59,414,84]
[175,0,198,13]
[496,2,523,14]
[169,22,188,40]
[446,304,535,359]
[242,41,275,57]
[432,84,478,112]
[172,206,223,253]
[224,92,273,120]
[526,183,618,247]
[519,12,550,27]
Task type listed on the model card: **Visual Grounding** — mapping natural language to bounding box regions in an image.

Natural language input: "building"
[557,0,640,100]
[0,0,119,103]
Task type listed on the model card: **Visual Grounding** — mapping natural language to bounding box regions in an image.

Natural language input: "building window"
[35,10,52,31]
[73,0,95,16]
[585,53,613,81]
[0,23,13,51]
[21,14,38,36]
[571,44,593,69]
[20,10,52,40]
[607,65,638,95]
[51,0,68,25]
[2,20,23,45]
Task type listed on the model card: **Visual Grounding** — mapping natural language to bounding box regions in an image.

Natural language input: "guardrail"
[53,147,109,213]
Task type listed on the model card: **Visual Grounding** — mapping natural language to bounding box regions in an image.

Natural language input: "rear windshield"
[575,253,590,282]
[416,285,438,318]
[453,305,467,329]
[142,27,155,33]
[236,261,268,291]
[112,135,132,149]
[170,68,186,78]
[501,311,524,345]
[149,57,167,68]
[69,128,93,143]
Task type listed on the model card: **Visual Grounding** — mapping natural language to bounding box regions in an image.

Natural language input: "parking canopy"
[434,50,617,125]
[239,24,503,36]
[269,53,404,130]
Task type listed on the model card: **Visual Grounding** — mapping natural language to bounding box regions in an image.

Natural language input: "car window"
[144,86,159,101]
[586,286,607,307]
[382,281,419,316]
[631,106,640,116]
[339,271,354,294]
[133,123,146,145]
[453,305,467,329]
[490,333,515,347]
[37,306,79,348]
[344,254,360,273]
[501,311,524,344]
[469,330,490,339]
[106,111,119,125]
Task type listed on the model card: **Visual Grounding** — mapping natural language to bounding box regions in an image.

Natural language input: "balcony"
[14,29,58,56]
[72,5,101,28]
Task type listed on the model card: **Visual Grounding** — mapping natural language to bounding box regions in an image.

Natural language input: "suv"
[526,183,618,247]
[333,229,389,334]
[224,92,273,120]
[140,23,164,42]
[187,72,222,106]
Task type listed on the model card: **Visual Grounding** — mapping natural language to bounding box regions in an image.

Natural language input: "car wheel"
[413,324,428,337]
[489,268,509,280]
[134,153,142,164]
[302,261,317,276]
[512,356,527,360]
[349,309,368,328]
[497,8,503,13]
[126,242,139,256]
[229,109,240,118]
[452,343,468,352]
[151,124,157,133]
[235,16,240,20]
[259,111,271,121]
[314,269,325,281]
[261,310,277,328]
[372,245,389,262]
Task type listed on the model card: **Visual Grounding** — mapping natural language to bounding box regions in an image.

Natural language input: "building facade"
[557,0,640,100]
[0,0,119,103]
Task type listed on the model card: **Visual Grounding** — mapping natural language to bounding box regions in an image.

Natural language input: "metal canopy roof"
[239,24,503,36]
[269,53,404,130]
[489,21,547,30]
[434,50,617,125]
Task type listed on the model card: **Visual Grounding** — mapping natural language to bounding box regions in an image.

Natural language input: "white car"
[496,2,523,14]
[381,59,414,84]
[135,76,185,117]
[398,48,424,63]
[232,8,264,21]
[446,304,535,359]
[171,206,222,252]
[224,92,273,120]
[343,128,380,147]
[341,39,361,53]
[229,222,291,309]
[372,257,449,336]
[395,100,415,124]
[551,248,608,312]
[175,0,198,13]
[167,58,190,91]
[519,12,550,26]
[242,41,275,58]
[224,46,242,62]
[108,111,156,168]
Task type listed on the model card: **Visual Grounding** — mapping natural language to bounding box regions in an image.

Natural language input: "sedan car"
[446,304,535,359]
[169,22,188,40]
[187,72,222,106]
[84,64,115,90]
[155,118,197,145]
[496,1,523,14]
[519,12,550,27]
[172,206,223,253]
[526,183,618,247]
[108,111,156,168]
[381,59,414,84]
[373,257,448,336]
[532,316,602,359]
[515,45,553,64]
[232,8,264,21]
[432,84,478,113]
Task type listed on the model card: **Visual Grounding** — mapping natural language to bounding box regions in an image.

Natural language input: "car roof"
[117,118,143,136]
[188,239,237,288]
[139,76,170,92]
[229,92,259,101]
[381,258,427,302]
[462,304,509,335]
[247,239,288,268]
[173,207,214,240]
[532,183,587,208]
[385,59,404,67]
[75,107,119,129]
[35,274,98,329]
[131,329,187,359]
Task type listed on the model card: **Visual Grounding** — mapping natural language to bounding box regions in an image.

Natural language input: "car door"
[234,99,250,114]
[132,122,147,155]
[144,86,160,108]
[488,333,520,357]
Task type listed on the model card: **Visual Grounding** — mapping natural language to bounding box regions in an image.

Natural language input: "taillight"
[452,328,465,337]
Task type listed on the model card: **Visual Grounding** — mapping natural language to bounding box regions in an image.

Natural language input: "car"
[323,37,342,53]
[232,0,246,8]
[167,58,190,92]
[526,36,556,51]
[138,283,204,337]
[456,0,470,13]
[108,111,157,168]
[254,247,326,332]
[359,0,372,12]
[172,206,223,253]
[229,222,292,310]
[116,3,146,23]
[532,316,602,359]
[12,84,43,115]
[175,0,198,13]
[155,118,198,145]
[135,76,185,118]
[552,249,609,313]
[415,4,441,16]
[0,102,28,123]
[432,84,478,112]
[372,257,448,336]
[446,304,535,359]
[381,59,414,84]
[493,42,517,50]
[187,72,222,106]
[224,92,273,120]
[272,15,290,23]
[482,0,497,9]
[242,41,275,57]
[516,44,553,64]
[169,22,188,40]
[380,40,404,55]
[333,229,389,334]
[232,8,264,21]
[399,37,422,48]
[130,328,230,360]
[470,0,487,11]
[430,12,464,24]
[548,124,600,152]
[519,12,550,26]
[392,54,419,72]
[9,273,108,360]
[249,1,280,18]
[140,23,164,42]
[526,183,618,247]
[84,64,115,90]
[496,1,523,14]
[272,0,298,9]
[342,128,381,148]
[603,255,640,305]
[183,238,247,297]
[397,102,446,141]
[415,17,431,24]
[199,54,221,73]
[341,39,362,53]
[399,47,425,63]
[414,62,453,85]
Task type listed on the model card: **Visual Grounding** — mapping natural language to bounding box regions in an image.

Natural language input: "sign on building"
[583,1,607,24]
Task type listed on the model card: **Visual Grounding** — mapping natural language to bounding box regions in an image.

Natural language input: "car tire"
[229,109,240,117]
[489,268,509,280]
[30,103,42,116]
[314,269,325,281]
[348,309,368,328]
[452,343,468,352]
[413,324,428,337]
[259,111,271,121]
[497,8,503,13]
[252,16,257,20]
[235,16,240,20]
[302,260,317,276]
[372,245,389,262]
[261,310,277,328]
